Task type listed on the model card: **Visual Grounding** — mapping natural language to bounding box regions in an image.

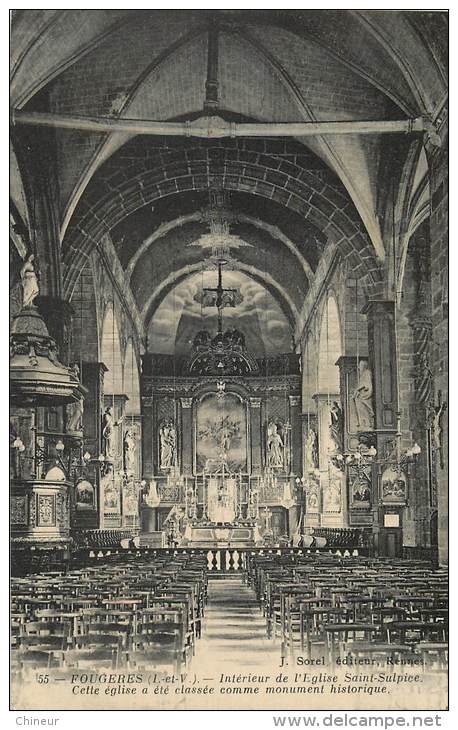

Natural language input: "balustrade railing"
[69,545,368,572]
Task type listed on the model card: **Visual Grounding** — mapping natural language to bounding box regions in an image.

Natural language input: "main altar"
[139,208,303,548]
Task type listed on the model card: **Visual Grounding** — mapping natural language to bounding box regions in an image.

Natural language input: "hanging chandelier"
[192,189,248,270]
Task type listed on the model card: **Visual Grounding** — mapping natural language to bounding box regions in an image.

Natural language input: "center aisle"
[194,576,279,670]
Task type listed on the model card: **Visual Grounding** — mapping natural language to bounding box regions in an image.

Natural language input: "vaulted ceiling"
[10,10,448,353]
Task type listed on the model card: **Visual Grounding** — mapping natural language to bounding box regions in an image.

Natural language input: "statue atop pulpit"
[20,254,39,308]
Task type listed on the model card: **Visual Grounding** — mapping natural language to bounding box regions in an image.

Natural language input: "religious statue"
[194,329,211,349]
[123,427,137,474]
[305,428,318,473]
[306,486,319,511]
[101,465,120,512]
[75,480,94,510]
[218,423,232,455]
[323,476,342,513]
[101,406,123,460]
[329,401,343,454]
[267,421,284,468]
[160,422,176,469]
[20,254,39,308]
[66,397,84,433]
[69,362,80,381]
[431,394,447,469]
[352,359,374,430]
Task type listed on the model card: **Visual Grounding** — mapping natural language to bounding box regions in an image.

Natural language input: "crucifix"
[195,259,242,334]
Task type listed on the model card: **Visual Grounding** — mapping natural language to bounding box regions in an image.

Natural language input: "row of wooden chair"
[246,553,448,673]
[11,553,208,679]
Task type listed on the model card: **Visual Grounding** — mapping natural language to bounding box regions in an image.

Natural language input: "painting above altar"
[196,392,247,473]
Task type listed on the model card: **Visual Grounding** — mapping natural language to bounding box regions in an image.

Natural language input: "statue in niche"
[160,422,176,469]
[329,401,343,454]
[305,428,318,472]
[101,406,123,460]
[66,397,84,434]
[352,359,374,430]
[267,421,284,468]
[20,254,39,308]
[123,427,137,474]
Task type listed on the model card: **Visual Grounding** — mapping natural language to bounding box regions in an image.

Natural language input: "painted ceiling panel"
[148,271,293,357]
[127,215,309,318]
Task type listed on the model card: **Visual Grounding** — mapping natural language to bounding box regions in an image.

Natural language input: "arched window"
[318,293,342,393]
[124,340,141,415]
[100,304,123,394]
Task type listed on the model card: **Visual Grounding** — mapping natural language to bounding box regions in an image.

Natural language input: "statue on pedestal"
[352,360,374,430]
[101,406,123,460]
[305,428,318,472]
[123,427,137,474]
[267,421,284,468]
[160,422,176,469]
[20,254,39,308]
[329,401,343,453]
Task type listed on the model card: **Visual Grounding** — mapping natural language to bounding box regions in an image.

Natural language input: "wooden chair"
[128,630,184,673]
[415,642,448,672]
[323,622,381,666]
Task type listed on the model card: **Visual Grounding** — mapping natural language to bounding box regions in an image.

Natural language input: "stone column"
[336,355,374,528]
[428,141,448,566]
[408,313,434,552]
[363,300,398,436]
[336,355,359,452]
[249,397,262,475]
[141,396,154,477]
[313,392,346,528]
[313,393,337,468]
[35,296,74,365]
[363,300,400,555]
[289,395,302,476]
[180,398,193,476]
[81,362,107,462]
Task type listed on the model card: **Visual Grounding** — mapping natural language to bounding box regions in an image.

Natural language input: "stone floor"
[194,576,280,671]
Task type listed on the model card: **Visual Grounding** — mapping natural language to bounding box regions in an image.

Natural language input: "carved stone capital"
[180,397,193,409]
[250,397,262,408]
[289,395,301,407]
